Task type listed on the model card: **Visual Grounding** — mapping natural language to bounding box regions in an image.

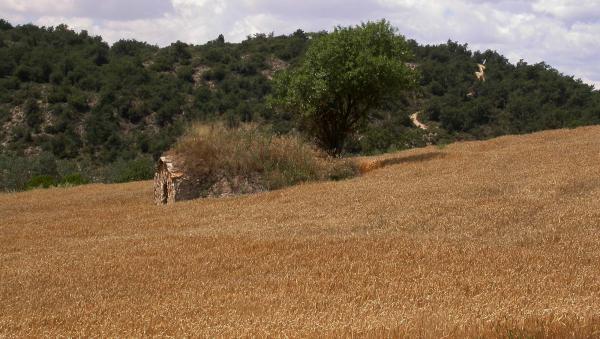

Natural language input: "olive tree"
[271,20,417,154]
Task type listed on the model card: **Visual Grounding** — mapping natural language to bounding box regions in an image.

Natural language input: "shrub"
[0,18,12,30]
[32,152,59,177]
[25,175,56,190]
[68,92,89,112]
[48,86,69,103]
[177,66,194,82]
[15,65,32,82]
[0,53,15,77]
[204,65,226,81]
[360,127,396,155]
[49,71,64,85]
[0,154,31,191]
[108,156,155,183]
[0,107,10,124]
[23,99,42,128]
[59,173,90,186]
[171,123,358,191]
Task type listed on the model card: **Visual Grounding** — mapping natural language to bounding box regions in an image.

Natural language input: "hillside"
[1,19,600,191]
[1,126,599,336]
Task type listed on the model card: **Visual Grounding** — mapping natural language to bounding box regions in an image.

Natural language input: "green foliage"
[59,173,90,186]
[111,39,157,57]
[0,19,12,30]
[0,51,15,77]
[23,98,42,128]
[0,107,10,124]
[34,152,59,177]
[25,175,56,190]
[67,91,89,112]
[108,156,155,183]
[15,65,33,82]
[415,42,600,139]
[0,152,61,191]
[49,131,82,159]
[0,163,90,190]
[272,20,417,154]
[177,65,194,82]
[0,155,31,191]
[1,19,600,191]
[0,20,311,169]
[48,85,69,103]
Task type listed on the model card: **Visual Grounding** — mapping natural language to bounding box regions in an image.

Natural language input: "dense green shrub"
[0,107,10,124]
[68,92,89,112]
[108,156,155,183]
[23,99,42,128]
[59,173,90,186]
[111,39,157,57]
[25,175,56,190]
[33,152,59,178]
[0,19,12,30]
[0,52,15,77]
[15,65,32,82]
[0,155,30,191]
[0,152,91,191]
[177,65,194,82]
[48,86,69,103]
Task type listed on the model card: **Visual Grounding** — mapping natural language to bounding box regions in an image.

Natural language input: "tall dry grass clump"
[170,123,357,192]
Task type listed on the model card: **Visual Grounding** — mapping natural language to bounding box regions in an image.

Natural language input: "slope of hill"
[1,19,599,191]
[1,126,599,336]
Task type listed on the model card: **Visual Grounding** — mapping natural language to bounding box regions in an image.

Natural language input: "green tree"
[23,98,42,128]
[272,20,417,154]
[0,19,12,30]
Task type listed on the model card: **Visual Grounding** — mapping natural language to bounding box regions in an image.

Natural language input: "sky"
[1,0,599,88]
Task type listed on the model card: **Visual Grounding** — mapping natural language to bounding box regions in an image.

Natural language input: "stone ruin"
[154,156,201,204]
[154,155,265,205]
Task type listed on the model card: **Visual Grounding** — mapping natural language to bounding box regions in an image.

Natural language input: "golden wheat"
[1,126,600,337]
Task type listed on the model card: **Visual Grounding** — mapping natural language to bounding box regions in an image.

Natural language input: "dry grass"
[170,123,357,191]
[1,126,600,337]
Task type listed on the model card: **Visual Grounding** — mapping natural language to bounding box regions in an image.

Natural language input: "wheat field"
[1,126,600,337]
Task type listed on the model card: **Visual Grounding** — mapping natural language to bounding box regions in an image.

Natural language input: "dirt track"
[410,111,428,130]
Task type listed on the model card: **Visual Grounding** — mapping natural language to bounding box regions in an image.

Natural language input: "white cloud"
[0,0,172,21]
[532,0,600,22]
[0,0,76,16]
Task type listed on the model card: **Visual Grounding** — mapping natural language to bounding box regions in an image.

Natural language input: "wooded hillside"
[1,19,598,191]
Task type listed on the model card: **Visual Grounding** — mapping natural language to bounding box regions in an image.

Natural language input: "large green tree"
[272,20,417,154]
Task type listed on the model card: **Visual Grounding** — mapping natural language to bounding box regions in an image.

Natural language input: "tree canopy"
[272,20,417,154]
[0,19,599,191]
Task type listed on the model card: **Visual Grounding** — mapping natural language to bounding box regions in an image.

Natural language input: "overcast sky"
[1,0,599,88]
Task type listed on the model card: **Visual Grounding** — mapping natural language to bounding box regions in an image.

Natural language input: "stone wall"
[154,156,265,204]
[154,161,175,205]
